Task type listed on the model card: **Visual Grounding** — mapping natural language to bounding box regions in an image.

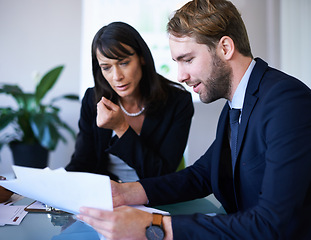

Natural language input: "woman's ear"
[217,36,234,60]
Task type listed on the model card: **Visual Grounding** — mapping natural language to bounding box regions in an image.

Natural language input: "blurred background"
[0,0,310,175]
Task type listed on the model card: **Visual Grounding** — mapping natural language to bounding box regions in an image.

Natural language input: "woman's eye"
[120,61,129,66]
[102,66,110,71]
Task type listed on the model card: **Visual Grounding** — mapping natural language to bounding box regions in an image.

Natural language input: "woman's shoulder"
[155,84,194,119]
[167,82,192,101]
[80,87,97,113]
[81,87,95,102]
[83,87,95,97]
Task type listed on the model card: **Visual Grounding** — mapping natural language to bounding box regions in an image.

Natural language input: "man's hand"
[78,181,173,239]
[96,97,129,137]
[78,206,152,240]
[78,206,173,240]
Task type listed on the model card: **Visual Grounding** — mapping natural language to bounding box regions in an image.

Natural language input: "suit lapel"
[234,58,269,172]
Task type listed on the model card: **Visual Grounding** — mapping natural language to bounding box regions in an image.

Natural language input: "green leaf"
[0,84,26,108]
[0,64,78,154]
[45,112,76,141]
[0,108,17,131]
[50,94,79,104]
[0,84,23,94]
[22,94,37,112]
[35,65,64,104]
[30,113,59,150]
[58,119,76,140]
[40,123,59,150]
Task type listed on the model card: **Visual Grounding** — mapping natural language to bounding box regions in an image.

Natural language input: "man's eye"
[185,58,193,63]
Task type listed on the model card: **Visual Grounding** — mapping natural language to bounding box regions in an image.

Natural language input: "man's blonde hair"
[167,0,253,57]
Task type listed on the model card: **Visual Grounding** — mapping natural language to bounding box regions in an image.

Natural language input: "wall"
[0,0,82,175]
[280,0,311,87]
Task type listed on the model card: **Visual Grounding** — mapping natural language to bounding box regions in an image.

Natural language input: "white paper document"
[0,165,113,215]
[132,205,169,215]
[0,205,28,226]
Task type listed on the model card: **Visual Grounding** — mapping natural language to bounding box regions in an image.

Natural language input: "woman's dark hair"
[92,21,185,115]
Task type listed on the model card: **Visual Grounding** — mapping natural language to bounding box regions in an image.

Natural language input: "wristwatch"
[145,213,165,240]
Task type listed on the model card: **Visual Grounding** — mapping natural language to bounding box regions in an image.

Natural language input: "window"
[80,0,199,100]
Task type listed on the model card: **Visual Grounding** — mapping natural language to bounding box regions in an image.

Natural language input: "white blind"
[280,0,311,87]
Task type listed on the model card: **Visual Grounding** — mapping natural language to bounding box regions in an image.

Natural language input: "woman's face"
[96,45,144,99]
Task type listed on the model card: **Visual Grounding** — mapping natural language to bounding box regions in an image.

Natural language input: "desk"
[0,197,225,240]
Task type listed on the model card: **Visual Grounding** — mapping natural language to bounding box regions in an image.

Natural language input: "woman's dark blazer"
[66,86,194,181]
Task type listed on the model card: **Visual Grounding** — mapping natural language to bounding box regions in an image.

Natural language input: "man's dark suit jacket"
[66,86,194,180]
[140,58,311,239]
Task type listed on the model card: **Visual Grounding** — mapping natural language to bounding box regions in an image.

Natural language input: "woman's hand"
[96,97,129,137]
[0,176,13,203]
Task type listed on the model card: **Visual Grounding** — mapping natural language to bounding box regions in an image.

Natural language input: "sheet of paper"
[132,205,169,215]
[0,205,28,226]
[0,165,113,214]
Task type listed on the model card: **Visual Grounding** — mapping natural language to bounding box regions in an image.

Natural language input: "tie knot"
[229,108,240,124]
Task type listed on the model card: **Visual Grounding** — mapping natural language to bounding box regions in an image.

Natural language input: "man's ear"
[217,36,234,60]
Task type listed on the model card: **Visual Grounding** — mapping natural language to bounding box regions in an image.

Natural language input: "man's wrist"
[146,213,165,240]
[163,216,173,240]
[122,182,148,206]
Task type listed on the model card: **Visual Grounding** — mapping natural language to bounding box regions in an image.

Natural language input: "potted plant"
[0,65,79,168]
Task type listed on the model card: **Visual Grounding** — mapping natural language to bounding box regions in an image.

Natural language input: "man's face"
[169,35,232,103]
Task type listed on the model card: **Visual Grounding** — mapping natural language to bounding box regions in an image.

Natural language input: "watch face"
[146,225,164,240]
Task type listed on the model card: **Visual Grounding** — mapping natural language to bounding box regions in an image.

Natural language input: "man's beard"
[199,53,232,104]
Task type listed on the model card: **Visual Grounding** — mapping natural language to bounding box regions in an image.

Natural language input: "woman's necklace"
[119,101,145,117]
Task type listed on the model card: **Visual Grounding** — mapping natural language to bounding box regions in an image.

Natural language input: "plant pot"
[9,142,49,169]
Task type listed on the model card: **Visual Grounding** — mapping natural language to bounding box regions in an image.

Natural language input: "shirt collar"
[228,59,256,109]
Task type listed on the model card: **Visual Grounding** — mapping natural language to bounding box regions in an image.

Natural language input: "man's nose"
[177,66,190,83]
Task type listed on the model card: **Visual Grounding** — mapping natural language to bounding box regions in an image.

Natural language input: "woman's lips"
[116,83,129,91]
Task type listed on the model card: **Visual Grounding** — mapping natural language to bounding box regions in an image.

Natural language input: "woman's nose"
[112,66,124,81]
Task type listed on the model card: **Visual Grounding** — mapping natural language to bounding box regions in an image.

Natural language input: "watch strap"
[152,213,163,227]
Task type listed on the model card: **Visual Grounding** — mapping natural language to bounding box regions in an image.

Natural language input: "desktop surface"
[0,197,225,240]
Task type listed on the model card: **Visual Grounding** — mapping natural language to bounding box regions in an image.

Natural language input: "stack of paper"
[0,205,27,226]
[0,194,27,226]
[0,166,113,215]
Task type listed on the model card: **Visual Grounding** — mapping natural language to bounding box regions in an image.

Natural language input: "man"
[77,0,311,239]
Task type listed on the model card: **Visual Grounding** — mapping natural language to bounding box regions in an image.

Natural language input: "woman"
[66,22,194,182]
